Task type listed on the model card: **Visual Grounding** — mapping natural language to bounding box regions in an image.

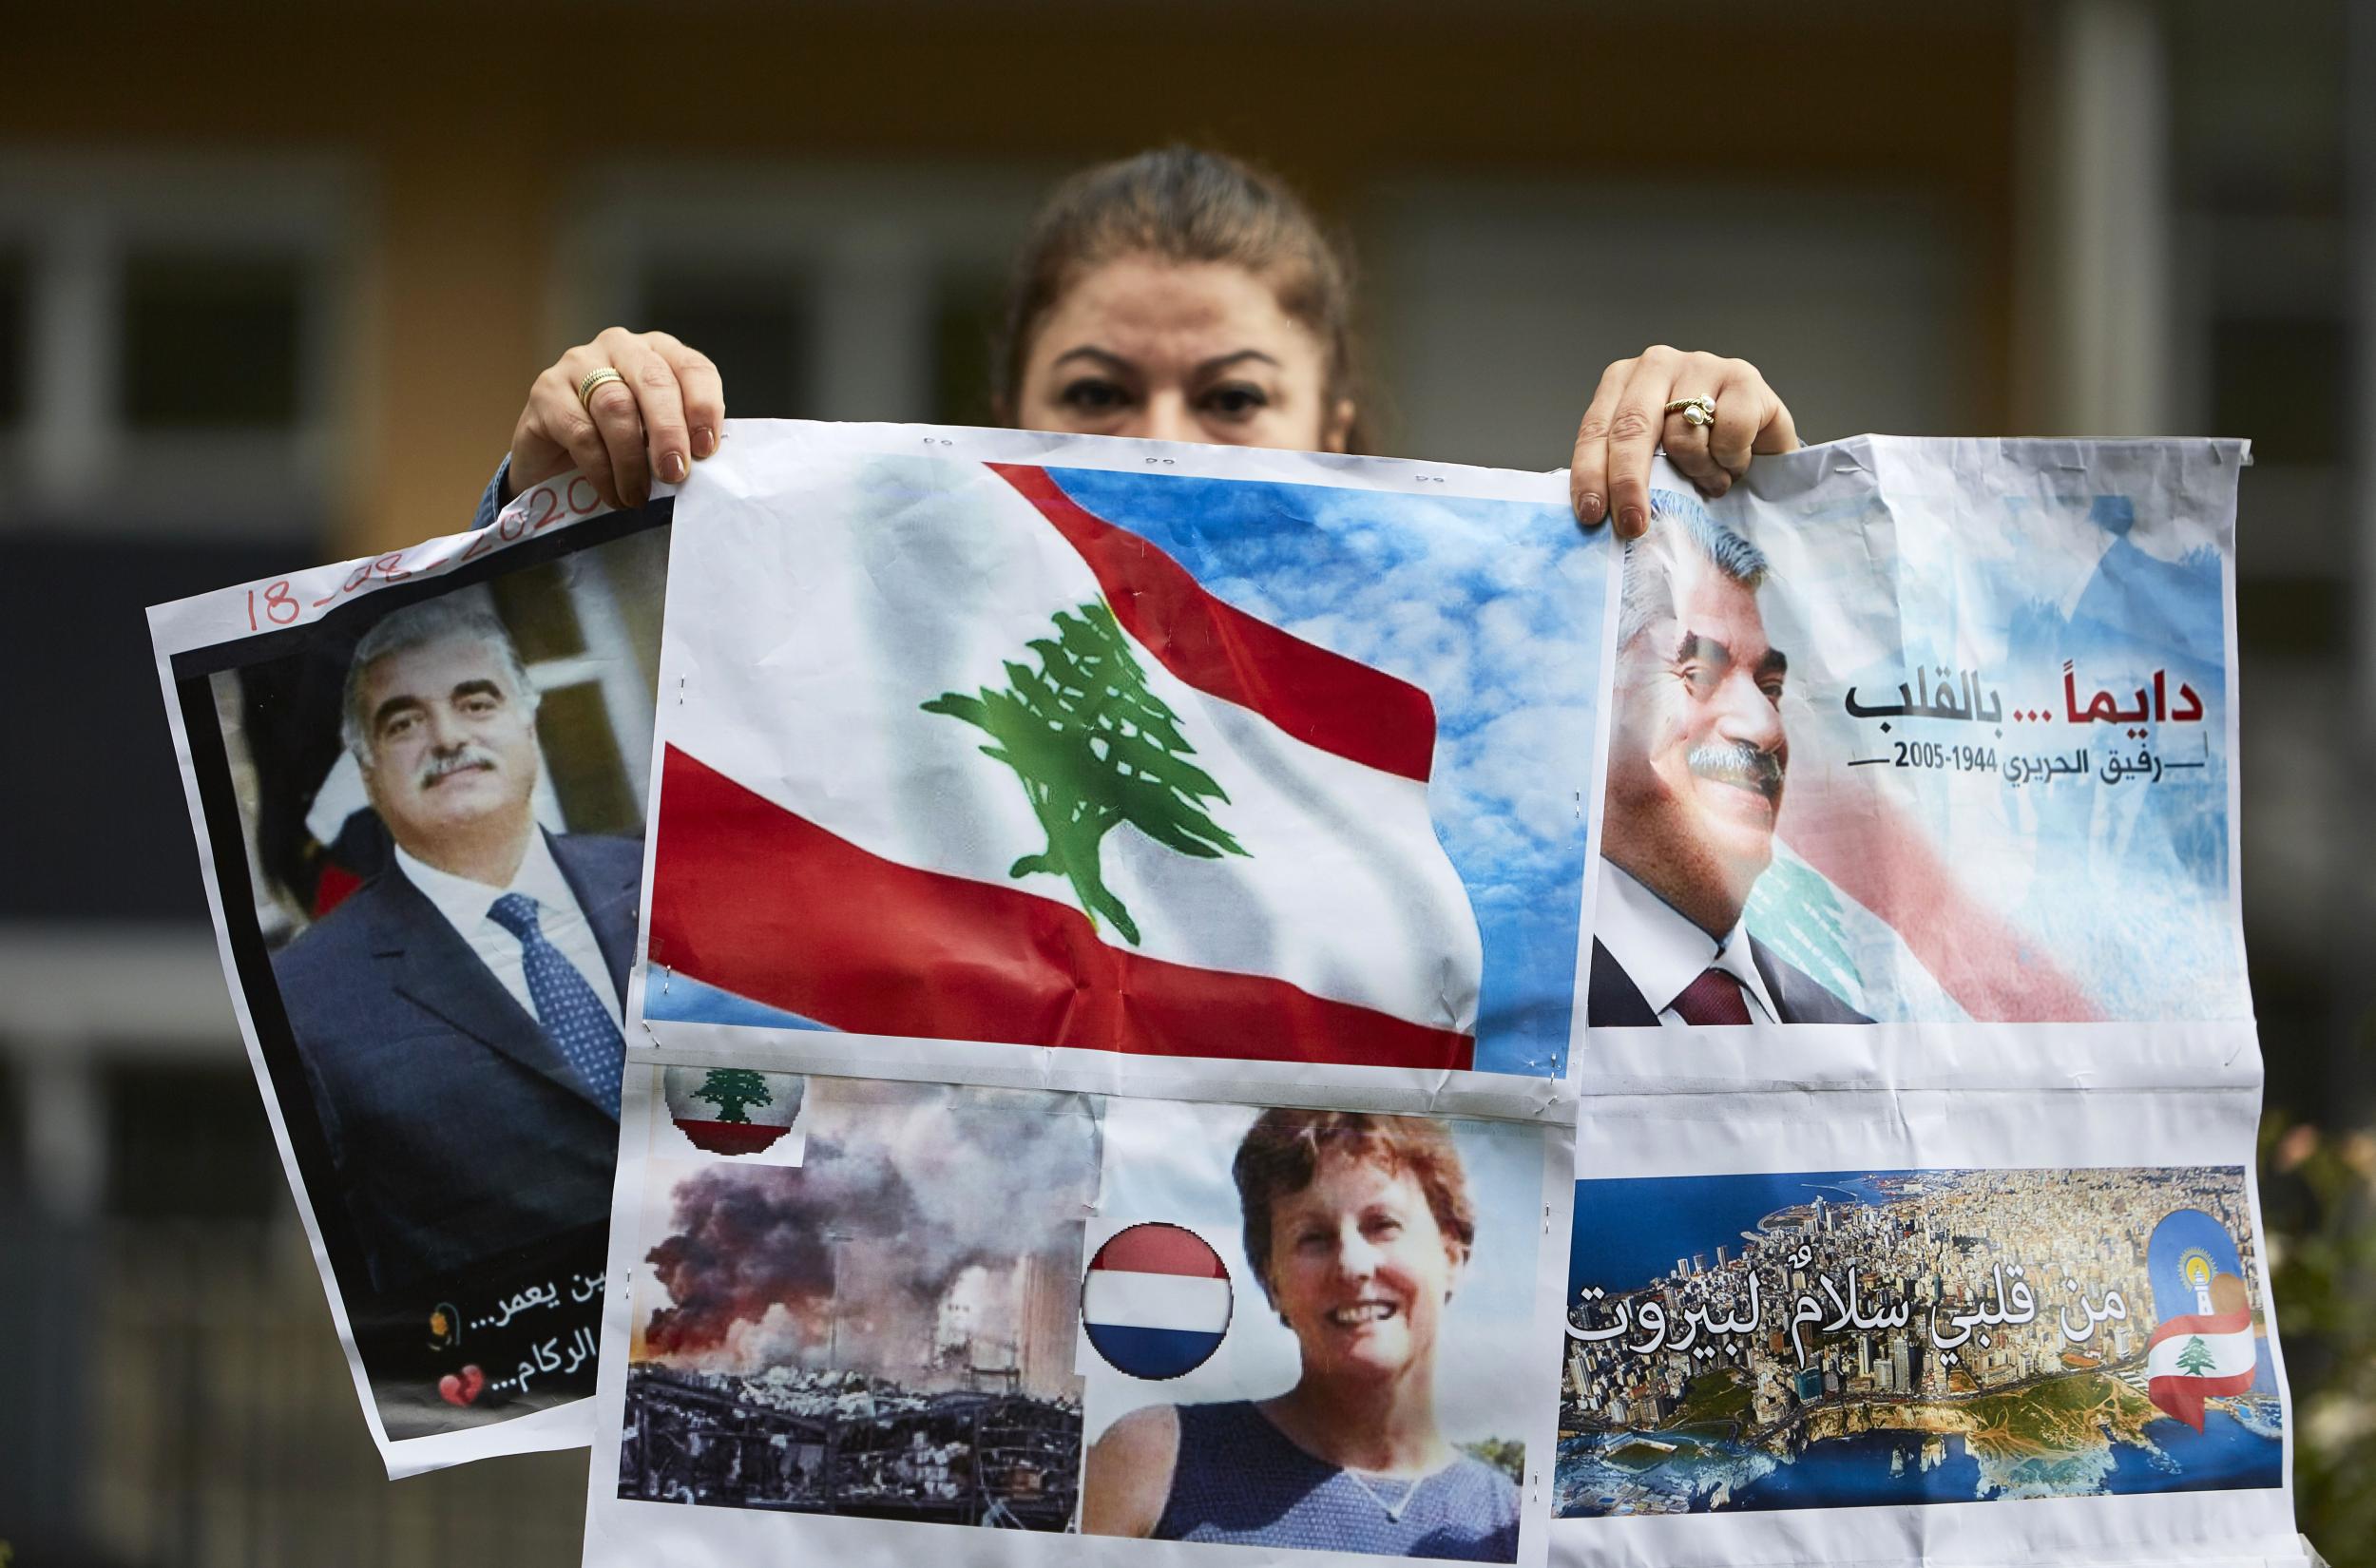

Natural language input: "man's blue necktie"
[488,892,623,1117]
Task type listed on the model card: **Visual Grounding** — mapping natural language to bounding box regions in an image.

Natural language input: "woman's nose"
[1334,1230,1382,1277]
[1133,391,1200,446]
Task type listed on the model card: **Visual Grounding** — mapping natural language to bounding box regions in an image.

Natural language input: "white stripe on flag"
[670,443,1482,1033]
[1081,1271,1234,1335]
[2145,1327,2255,1381]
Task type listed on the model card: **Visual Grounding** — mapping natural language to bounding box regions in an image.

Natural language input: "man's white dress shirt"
[394,834,624,1024]
[1595,861,1779,1026]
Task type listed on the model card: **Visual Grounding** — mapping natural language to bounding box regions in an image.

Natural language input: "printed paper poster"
[149,476,668,1473]
[148,425,2307,1568]
[1074,1098,1563,1562]
[1554,1165,2281,1518]
[617,1074,1096,1528]
[637,423,1615,1085]
[1588,439,2247,1029]
[585,1056,1569,1567]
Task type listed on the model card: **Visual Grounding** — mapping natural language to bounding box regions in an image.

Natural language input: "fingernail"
[662,451,689,484]
[1579,492,1605,524]
[692,427,718,459]
[1619,505,1645,537]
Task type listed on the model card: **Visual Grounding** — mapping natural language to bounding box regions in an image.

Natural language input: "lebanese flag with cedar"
[647,439,1483,1069]
[2144,1309,2257,1431]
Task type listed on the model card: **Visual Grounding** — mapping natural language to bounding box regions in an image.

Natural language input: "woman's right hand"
[509,327,726,510]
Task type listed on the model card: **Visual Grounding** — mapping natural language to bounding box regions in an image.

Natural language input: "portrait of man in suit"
[1588,493,1869,1027]
[271,597,641,1291]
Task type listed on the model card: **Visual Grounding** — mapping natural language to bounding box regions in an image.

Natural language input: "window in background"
[932,268,1006,429]
[632,262,814,419]
[101,1061,279,1221]
[0,245,26,432]
[2211,314,2347,469]
[0,155,350,537]
[2166,0,2353,1130]
[0,1056,20,1208]
[561,165,1045,432]
[1366,183,1985,470]
[120,249,305,431]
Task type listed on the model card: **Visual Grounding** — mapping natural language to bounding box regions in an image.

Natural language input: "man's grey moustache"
[419,749,500,788]
[1687,741,1785,800]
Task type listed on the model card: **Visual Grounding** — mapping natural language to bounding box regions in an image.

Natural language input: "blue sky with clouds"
[1047,467,1611,1077]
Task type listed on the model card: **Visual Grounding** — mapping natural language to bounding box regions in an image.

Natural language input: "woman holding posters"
[1082,1108,1518,1560]
[491,145,1802,537]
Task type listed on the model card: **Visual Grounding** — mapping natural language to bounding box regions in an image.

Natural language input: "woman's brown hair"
[1232,1107,1474,1304]
[993,145,1369,451]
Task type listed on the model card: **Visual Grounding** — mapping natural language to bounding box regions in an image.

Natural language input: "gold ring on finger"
[1663,394,1717,430]
[576,366,627,411]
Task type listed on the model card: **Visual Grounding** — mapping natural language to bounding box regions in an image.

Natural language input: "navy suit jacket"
[1587,935,1872,1026]
[271,831,641,1293]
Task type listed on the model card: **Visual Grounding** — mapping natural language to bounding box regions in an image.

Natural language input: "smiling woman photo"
[1082,1108,1519,1562]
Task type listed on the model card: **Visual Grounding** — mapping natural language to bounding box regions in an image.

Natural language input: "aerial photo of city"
[1555,1166,2284,1516]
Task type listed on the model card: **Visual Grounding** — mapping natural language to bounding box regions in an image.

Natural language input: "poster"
[1544,437,2297,1568]
[149,474,669,1474]
[153,423,2305,1564]
[1587,439,2247,1038]
[584,1054,1571,1568]
[1548,1084,2300,1568]
[633,422,1616,1105]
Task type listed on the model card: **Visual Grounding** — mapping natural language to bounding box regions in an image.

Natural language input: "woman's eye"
[1201,383,1269,419]
[1060,378,1128,412]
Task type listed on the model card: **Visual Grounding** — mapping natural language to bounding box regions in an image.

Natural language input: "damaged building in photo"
[622,1088,1096,1526]
[620,1363,1081,1526]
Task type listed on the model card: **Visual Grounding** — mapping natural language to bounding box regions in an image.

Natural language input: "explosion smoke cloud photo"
[636,1079,1102,1384]
[620,1079,1102,1526]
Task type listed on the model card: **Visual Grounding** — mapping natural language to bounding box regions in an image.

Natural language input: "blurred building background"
[0,0,2369,1560]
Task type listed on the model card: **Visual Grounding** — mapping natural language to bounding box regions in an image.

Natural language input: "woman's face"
[1013,255,1352,453]
[1263,1150,1466,1386]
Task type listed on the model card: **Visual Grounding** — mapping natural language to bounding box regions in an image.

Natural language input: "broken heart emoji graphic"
[437,1364,486,1407]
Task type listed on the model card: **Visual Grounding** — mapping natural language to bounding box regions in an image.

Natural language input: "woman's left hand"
[1568,347,1799,539]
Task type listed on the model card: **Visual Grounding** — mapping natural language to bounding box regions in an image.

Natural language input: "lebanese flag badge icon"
[2144,1207,2260,1431]
[662,1065,804,1157]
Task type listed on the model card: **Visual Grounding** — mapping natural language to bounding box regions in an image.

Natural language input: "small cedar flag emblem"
[662,1065,803,1156]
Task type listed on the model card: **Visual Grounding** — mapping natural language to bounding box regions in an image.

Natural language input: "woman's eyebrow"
[1196,349,1280,375]
[1051,346,1131,373]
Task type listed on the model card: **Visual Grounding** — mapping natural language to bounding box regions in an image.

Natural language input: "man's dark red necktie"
[1672,966,1753,1026]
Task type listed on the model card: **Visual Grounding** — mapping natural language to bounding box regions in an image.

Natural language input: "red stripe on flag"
[2145,1309,2254,1349]
[2149,1367,2257,1432]
[649,747,1475,1071]
[1779,765,2104,1023]
[988,463,1439,784]
[1092,1224,1227,1279]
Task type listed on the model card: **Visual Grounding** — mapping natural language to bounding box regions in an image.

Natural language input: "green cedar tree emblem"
[2175,1334,2218,1377]
[923,600,1246,946]
[689,1068,774,1124]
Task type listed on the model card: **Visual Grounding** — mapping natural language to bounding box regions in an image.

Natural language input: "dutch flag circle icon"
[1082,1223,1234,1380]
